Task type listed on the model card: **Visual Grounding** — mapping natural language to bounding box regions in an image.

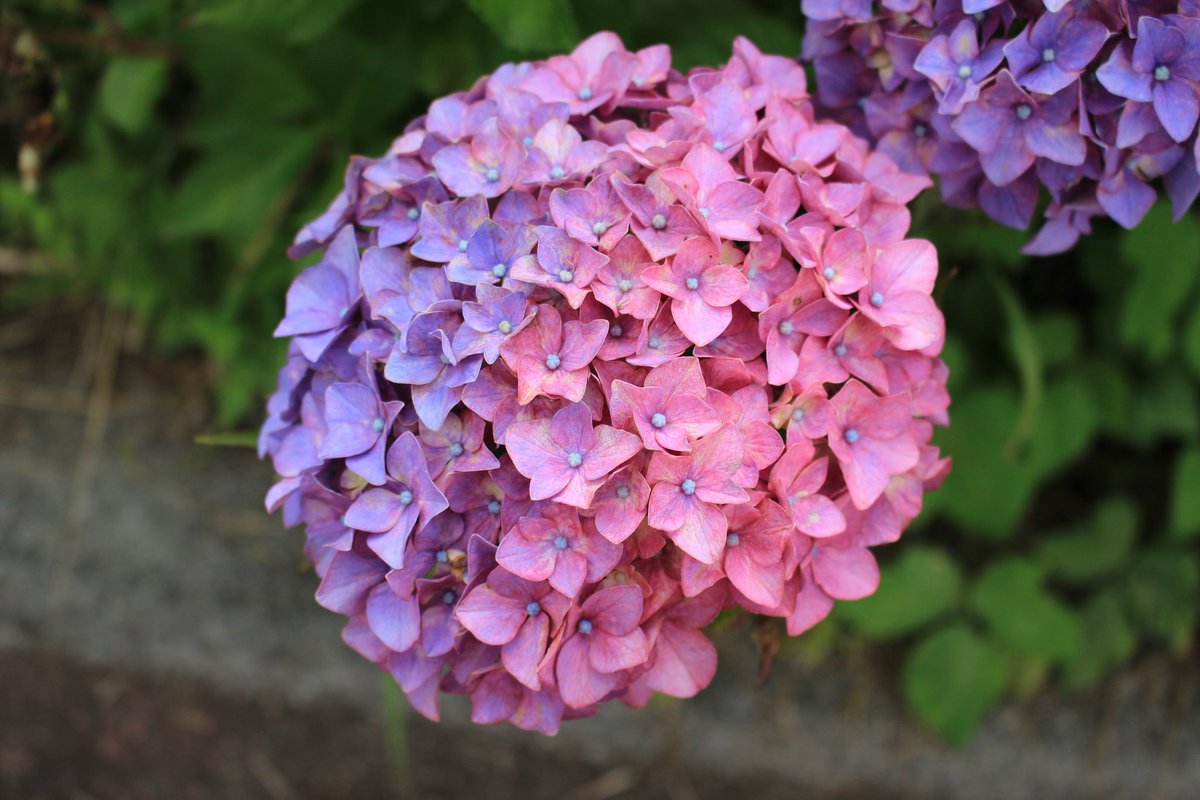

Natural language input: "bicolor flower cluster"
[262,32,951,734]
[803,2,1200,253]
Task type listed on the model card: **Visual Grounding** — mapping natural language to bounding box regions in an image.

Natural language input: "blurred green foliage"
[3,0,1198,746]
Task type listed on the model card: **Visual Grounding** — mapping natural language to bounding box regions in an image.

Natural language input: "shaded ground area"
[1,301,1198,799]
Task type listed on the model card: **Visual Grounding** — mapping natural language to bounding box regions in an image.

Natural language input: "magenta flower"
[555,584,648,708]
[828,380,919,510]
[646,424,748,564]
[641,236,748,345]
[505,401,641,507]
[499,304,608,404]
[266,33,950,732]
[496,502,621,598]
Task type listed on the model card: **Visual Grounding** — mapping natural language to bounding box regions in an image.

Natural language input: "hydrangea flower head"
[805,3,1200,252]
[263,33,950,734]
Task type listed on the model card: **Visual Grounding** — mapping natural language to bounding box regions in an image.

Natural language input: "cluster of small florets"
[261,32,950,734]
[802,2,1200,253]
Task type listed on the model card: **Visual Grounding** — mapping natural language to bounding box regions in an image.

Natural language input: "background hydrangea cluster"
[802,1,1200,253]
[260,32,950,733]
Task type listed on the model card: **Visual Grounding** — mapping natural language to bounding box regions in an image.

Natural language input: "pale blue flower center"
[778,320,794,335]
[651,412,667,428]
[792,408,805,421]
[652,213,667,230]
[545,353,561,369]
[407,207,420,220]
[713,140,726,152]
[458,238,469,251]
[914,123,928,137]
[551,166,566,179]
[567,452,583,467]
[823,267,836,279]
[699,207,711,218]
[685,277,699,290]
[449,442,464,457]
[522,135,534,146]
[845,428,861,444]
[399,489,414,504]
[1015,104,1032,121]
[834,344,848,357]
[578,618,593,634]
[1155,65,1171,82]
[578,86,593,101]
[957,64,972,79]
[681,478,697,495]
[592,221,609,236]
[648,336,661,348]
[372,417,385,432]
[339,306,350,318]
[485,167,500,182]
[487,499,501,514]
[747,267,758,279]
[554,535,570,550]
[443,590,457,604]
[492,263,507,277]
[870,291,884,307]
[526,601,542,615]
[439,353,451,365]
[1042,48,1056,63]
[557,268,574,282]
[726,532,740,547]
[436,549,449,563]
[616,485,630,499]
[618,278,633,292]
[498,319,512,334]
[610,325,623,337]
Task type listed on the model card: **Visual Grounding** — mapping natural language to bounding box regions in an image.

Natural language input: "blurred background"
[1,1,1198,798]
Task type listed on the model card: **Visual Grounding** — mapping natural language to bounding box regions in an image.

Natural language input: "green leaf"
[1118,203,1200,361]
[902,625,1009,745]
[969,558,1082,663]
[1036,498,1137,583]
[1032,312,1080,369]
[1169,447,1200,540]
[97,57,167,134]
[1125,372,1200,446]
[193,0,366,44]
[1026,376,1098,478]
[1185,303,1200,380]
[990,272,1042,453]
[839,546,962,639]
[1124,548,1200,653]
[465,0,579,53]
[1061,591,1136,690]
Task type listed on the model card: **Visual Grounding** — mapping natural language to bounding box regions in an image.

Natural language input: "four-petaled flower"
[641,236,748,346]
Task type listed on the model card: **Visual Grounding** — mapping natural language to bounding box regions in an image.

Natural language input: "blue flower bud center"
[845,428,861,444]
[554,535,570,550]
[713,140,726,152]
[498,319,512,334]
[485,168,500,182]
[778,320,795,335]
[578,86,593,101]
[338,306,350,318]
[681,478,697,496]
[492,263,507,278]
[699,207,711,218]
[651,412,667,428]
[1041,47,1056,63]
[567,452,583,468]
[747,267,758,279]
[616,485,630,499]
[487,499,501,514]
[651,213,667,230]
[436,549,449,563]
[592,221,608,236]
[443,590,457,605]
[526,601,542,616]
[522,135,533,146]
[407,207,420,220]
[449,442,464,457]
[551,166,566,179]
[1155,65,1171,82]
[792,408,805,421]
[685,277,699,290]
[557,268,574,282]
[618,278,633,292]
[1015,103,1032,121]
[398,489,414,505]
[372,417,385,432]
[823,267,836,280]
[914,123,928,137]
[726,532,740,547]
[439,353,451,365]
[577,618,593,634]
[957,64,972,79]
[610,324,623,337]
[458,239,469,252]
[834,344,848,357]
[648,336,661,349]
[545,353,561,370]
[870,291,885,307]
